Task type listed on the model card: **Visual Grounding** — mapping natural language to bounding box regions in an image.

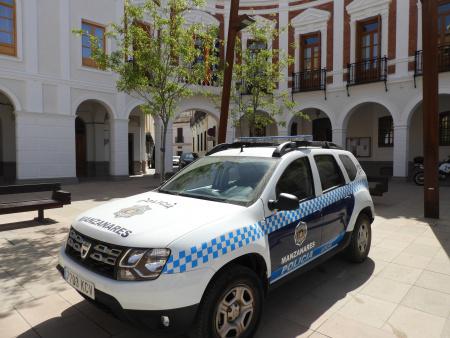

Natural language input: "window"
[247,39,267,59]
[290,122,298,136]
[204,131,207,150]
[440,112,450,146]
[159,156,278,206]
[176,128,183,143]
[378,116,394,147]
[276,157,314,200]
[357,17,380,62]
[438,3,450,46]
[0,0,15,56]
[300,32,321,71]
[314,155,345,192]
[82,20,105,68]
[339,155,358,181]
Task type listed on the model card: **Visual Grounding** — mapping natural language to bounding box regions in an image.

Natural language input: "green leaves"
[229,19,301,136]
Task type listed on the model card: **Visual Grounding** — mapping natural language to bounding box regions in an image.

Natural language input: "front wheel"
[191,265,264,338]
[345,214,372,263]
[413,172,425,186]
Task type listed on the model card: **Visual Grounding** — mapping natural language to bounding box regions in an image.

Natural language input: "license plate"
[64,268,95,300]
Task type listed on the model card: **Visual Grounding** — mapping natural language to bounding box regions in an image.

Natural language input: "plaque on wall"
[346,137,371,158]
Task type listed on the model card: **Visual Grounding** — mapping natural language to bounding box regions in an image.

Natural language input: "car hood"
[72,191,245,248]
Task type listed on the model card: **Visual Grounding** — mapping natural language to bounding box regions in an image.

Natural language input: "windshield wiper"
[178,192,228,203]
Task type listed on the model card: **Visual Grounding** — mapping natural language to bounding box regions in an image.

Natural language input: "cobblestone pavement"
[0,178,449,338]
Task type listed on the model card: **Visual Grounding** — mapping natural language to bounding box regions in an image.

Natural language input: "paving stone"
[415,270,450,295]
[383,305,446,338]
[392,252,433,269]
[0,310,34,338]
[15,294,77,327]
[337,294,397,328]
[377,263,423,285]
[33,312,110,338]
[317,313,397,338]
[401,286,450,318]
[359,276,412,303]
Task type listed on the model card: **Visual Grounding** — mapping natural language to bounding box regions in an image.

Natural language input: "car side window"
[339,154,358,181]
[314,155,346,192]
[276,157,314,200]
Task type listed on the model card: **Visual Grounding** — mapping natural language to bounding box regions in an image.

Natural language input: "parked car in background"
[173,156,180,167]
[179,152,199,168]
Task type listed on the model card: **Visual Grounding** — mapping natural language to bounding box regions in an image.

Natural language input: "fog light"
[161,315,170,327]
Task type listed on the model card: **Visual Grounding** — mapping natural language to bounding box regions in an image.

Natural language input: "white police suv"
[58,137,374,338]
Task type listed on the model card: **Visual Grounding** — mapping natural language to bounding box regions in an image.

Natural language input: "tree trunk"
[160,121,168,183]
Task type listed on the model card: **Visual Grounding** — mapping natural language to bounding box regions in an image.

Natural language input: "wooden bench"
[367,176,389,197]
[0,183,71,222]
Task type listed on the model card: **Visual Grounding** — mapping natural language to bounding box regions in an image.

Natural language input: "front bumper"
[58,247,214,330]
[58,263,197,330]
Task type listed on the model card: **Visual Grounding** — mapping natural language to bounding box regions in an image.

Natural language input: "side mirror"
[268,193,299,211]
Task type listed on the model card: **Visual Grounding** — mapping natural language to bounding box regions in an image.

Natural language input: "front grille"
[65,227,125,279]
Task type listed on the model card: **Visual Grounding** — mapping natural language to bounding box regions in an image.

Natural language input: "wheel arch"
[204,253,269,300]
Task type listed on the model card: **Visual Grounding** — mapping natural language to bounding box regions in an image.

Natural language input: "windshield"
[159,156,278,206]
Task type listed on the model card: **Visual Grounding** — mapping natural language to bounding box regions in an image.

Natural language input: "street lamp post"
[217,0,254,144]
[422,0,440,219]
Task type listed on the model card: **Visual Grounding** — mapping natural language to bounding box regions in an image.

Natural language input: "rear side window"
[276,157,314,201]
[314,155,346,192]
[339,154,358,181]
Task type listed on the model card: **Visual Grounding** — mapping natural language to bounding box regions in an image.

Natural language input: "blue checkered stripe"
[162,179,367,274]
[163,223,265,274]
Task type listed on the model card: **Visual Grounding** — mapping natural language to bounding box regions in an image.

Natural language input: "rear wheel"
[345,214,372,263]
[191,265,264,338]
[413,172,425,186]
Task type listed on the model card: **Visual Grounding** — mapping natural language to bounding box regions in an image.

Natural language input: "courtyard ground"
[0,178,449,338]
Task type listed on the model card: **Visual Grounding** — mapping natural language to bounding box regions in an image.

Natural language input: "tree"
[78,0,219,181]
[230,19,305,137]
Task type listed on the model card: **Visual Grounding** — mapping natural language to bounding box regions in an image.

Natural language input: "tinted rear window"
[339,154,358,181]
[314,155,346,192]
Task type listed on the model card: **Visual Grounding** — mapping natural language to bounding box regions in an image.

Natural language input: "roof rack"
[206,136,343,157]
[272,141,342,157]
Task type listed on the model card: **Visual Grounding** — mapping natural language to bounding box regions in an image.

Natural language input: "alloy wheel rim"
[357,223,369,253]
[215,285,255,338]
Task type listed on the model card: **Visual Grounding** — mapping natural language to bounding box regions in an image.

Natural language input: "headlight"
[118,248,171,281]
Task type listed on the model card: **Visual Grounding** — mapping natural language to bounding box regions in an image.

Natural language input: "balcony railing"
[292,69,327,99]
[346,57,388,96]
[175,136,184,143]
[414,45,450,87]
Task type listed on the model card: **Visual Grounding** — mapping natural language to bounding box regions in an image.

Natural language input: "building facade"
[0,0,448,183]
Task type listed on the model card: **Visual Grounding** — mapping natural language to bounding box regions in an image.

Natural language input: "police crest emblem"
[294,222,308,246]
[114,205,151,218]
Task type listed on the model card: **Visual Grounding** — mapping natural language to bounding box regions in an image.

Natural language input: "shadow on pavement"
[14,255,374,338]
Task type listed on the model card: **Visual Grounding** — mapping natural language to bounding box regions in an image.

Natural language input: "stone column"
[333,0,345,87]
[332,128,347,147]
[395,0,410,78]
[15,112,76,181]
[393,125,409,178]
[279,0,289,91]
[110,118,129,178]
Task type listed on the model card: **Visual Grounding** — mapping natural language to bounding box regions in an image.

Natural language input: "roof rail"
[272,140,343,157]
[205,138,343,157]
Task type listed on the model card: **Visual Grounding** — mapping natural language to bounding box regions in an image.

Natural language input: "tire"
[345,213,372,263]
[413,172,425,186]
[190,264,264,338]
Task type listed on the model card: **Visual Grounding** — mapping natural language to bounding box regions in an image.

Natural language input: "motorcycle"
[413,156,450,186]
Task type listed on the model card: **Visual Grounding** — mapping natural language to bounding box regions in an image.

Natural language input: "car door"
[313,154,353,245]
[265,156,323,283]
